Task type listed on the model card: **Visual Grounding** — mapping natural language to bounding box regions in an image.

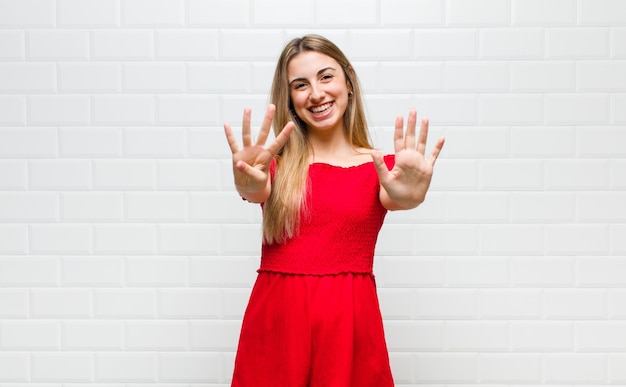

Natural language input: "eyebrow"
[289,66,336,85]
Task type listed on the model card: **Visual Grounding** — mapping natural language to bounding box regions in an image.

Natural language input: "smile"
[309,102,333,113]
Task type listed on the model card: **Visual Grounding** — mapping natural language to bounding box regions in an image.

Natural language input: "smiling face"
[287,51,351,134]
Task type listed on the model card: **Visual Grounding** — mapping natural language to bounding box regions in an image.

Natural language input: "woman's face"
[287,51,351,134]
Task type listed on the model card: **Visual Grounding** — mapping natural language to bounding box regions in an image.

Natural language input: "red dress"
[231,155,396,387]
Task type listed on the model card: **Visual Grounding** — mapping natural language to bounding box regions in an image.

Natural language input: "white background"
[1,0,626,385]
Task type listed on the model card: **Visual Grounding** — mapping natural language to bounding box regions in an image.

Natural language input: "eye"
[293,82,308,90]
[320,74,334,81]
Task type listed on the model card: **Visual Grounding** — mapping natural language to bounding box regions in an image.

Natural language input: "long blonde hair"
[262,34,373,244]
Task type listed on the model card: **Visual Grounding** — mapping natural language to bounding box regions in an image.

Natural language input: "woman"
[224,34,445,386]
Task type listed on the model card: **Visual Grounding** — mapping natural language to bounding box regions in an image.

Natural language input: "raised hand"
[371,109,445,211]
[224,104,294,203]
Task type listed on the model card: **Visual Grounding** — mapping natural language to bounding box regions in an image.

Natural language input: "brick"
[350,30,412,60]
[0,256,59,286]
[30,353,93,381]
[95,353,157,381]
[511,61,575,91]
[0,96,25,125]
[510,322,573,351]
[221,30,285,60]
[315,0,376,26]
[415,29,477,59]
[414,354,476,383]
[447,0,509,25]
[578,192,626,222]
[545,160,609,190]
[0,289,28,318]
[29,95,91,126]
[94,224,156,254]
[578,61,626,91]
[189,192,255,222]
[414,289,476,319]
[221,224,262,255]
[0,321,59,349]
[428,159,478,191]
[0,225,27,254]
[578,257,626,287]
[511,256,575,287]
[58,0,119,26]
[612,160,626,189]
[580,0,626,25]
[0,0,54,27]
[62,321,123,349]
[384,191,445,223]
[513,0,577,25]
[0,63,56,92]
[27,30,89,60]
[510,192,576,222]
[121,0,184,26]
[92,95,154,125]
[61,192,123,221]
[479,160,544,190]
[381,0,443,26]
[544,289,607,319]
[480,94,543,124]
[94,289,156,318]
[158,224,219,255]
[93,160,156,190]
[189,256,257,287]
[446,256,508,287]
[387,353,413,384]
[445,62,508,92]
[365,96,414,126]
[29,160,91,190]
[578,126,626,157]
[61,256,124,286]
[30,224,91,254]
[610,354,626,382]
[0,30,24,60]
[156,30,218,59]
[158,289,220,318]
[544,354,606,383]
[221,288,250,319]
[547,28,610,58]
[612,225,626,254]
[511,126,575,157]
[190,320,240,350]
[0,192,58,222]
[379,62,442,92]
[156,95,219,125]
[188,62,250,93]
[577,322,626,351]
[545,225,609,255]
[31,289,92,318]
[159,353,220,382]
[123,63,185,92]
[158,160,220,190]
[253,0,314,26]
[0,160,26,189]
[0,128,56,158]
[446,322,508,351]
[375,224,415,255]
[91,29,154,60]
[375,256,444,287]
[480,354,541,383]
[125,192,186,221]
[378,288,414,319]
[58,63,121,93]
[612,28,626,57]
[125,256,187,286]
[124,127,185,158]
[188,0,249,26]
[480,28,544,59]
[419,94,479,125]
[480,289,542,319]
[610,289,626,318]
[59,127,122,158]
[385,321,443,351]
[614,94,626,123]
[220,95,269,127]
[126,320,188,349]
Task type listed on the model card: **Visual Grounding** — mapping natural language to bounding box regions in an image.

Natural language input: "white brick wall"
[0,0,625,385]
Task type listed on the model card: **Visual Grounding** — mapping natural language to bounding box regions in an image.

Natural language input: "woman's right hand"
[223,104,295,202]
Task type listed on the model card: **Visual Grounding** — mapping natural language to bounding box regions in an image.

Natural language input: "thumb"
[370,150,389,184]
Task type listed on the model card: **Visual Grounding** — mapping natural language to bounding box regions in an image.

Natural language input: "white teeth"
[310,102,332,113]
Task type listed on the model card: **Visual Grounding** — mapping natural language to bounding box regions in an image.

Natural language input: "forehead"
[287,51,342,78]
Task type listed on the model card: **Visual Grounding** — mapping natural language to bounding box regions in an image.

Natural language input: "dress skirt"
[231,272,394,387]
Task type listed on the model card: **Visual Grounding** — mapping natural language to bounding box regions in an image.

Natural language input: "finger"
[241,108,252,147]
[393,115,404,154]
[266,121,295,157]
[416,116,429,155]
[235,160,266,181]
[370,149,390,185]
[255,104,276,146]
[428,136,445,166]
[223,122,240,154]
[405,109,417,149]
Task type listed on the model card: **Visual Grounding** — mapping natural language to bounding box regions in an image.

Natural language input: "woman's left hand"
[371,109,445,211]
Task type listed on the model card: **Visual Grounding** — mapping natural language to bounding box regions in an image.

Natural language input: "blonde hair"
[262,34,373,244]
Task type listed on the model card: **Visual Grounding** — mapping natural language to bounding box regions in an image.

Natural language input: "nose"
[309,84,325,103]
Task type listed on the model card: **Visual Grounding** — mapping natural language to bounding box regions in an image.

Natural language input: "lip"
[308,101,334,119]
